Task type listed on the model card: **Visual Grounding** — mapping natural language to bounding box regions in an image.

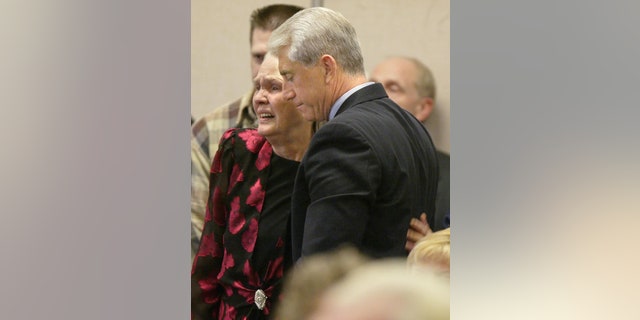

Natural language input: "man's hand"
[405,212,432,251]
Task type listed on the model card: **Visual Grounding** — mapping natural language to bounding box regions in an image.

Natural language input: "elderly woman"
[191,52,313,320]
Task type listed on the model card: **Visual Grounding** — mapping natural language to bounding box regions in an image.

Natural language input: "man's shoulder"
[436,150,450,162]
[436,150,450,173]
[191,95,250,159]
[205,97,243,117]
[192,89,255,137]
[329,100,400,133]
[192,99,242,134]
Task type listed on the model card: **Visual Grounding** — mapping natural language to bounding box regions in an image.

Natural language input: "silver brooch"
[254,289,267,310]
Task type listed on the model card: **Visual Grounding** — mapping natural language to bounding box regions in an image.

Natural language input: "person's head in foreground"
[407,227,450,277]
[274,245,370,320]
[308,259,450,320]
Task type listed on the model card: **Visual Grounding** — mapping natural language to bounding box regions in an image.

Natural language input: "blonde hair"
[407,228,450,273]
[312,259,450,320]
[274,245,369,320]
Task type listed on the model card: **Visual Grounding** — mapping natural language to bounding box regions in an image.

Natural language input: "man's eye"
[387,84,401,93]
[271,85,281,91]
[253,54,265,63]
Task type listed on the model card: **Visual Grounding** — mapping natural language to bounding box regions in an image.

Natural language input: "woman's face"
[252,53,309,140]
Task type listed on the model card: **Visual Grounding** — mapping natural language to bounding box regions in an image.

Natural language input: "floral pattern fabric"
[192,128,293,320]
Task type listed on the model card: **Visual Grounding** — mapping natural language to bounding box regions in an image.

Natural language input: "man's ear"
[319,54,337,84]
[415,97,435,122]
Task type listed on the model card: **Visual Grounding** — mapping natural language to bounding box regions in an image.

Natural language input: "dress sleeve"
[191,129,236,320]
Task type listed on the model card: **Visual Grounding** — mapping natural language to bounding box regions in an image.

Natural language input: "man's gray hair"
[408,57,437,101]
[268,7,365,75]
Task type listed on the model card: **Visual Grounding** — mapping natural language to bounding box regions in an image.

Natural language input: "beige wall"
[192,0,450,152]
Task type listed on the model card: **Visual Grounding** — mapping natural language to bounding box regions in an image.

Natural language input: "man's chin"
[299,110,318,122]
[302,115,317,122]
[296,105,310,117]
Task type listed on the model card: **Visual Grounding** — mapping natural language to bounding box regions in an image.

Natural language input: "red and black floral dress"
[192,129,299,320]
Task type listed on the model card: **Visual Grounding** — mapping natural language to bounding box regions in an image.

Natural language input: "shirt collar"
[328,82,375,120]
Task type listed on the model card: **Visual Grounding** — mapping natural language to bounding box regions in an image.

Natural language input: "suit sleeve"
[191,129,235,320]
[301,122,380,256]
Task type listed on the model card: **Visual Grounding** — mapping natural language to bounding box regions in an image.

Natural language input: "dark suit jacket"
[290,83,439,261]
[434,151,450,230]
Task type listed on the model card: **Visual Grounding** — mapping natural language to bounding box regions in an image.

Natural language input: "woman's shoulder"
[220,128,268,154]
[220,128,261,142]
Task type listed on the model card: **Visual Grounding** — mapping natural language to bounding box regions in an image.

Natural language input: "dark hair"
[249,4,304,44]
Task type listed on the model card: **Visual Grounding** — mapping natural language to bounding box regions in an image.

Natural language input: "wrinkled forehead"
[254,53,282,81]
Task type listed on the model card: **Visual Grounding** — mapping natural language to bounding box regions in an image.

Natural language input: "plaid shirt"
[191,89,257,260]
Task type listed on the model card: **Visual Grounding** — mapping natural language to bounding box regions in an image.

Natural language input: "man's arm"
[300,123,380,257]
[191,137,212,261]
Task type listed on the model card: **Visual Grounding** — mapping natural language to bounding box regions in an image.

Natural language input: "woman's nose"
[254,89,268,104]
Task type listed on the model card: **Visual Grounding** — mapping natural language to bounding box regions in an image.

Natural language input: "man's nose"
[283,87,296,101]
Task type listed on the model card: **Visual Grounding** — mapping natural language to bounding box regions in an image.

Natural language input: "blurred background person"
[274,245,369,320]
[370,56,450,237]
[308,259,450,320]
[191,53,312,320]
[191,4,304,261]
[407,227,450,277]
[370,57,436,124]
